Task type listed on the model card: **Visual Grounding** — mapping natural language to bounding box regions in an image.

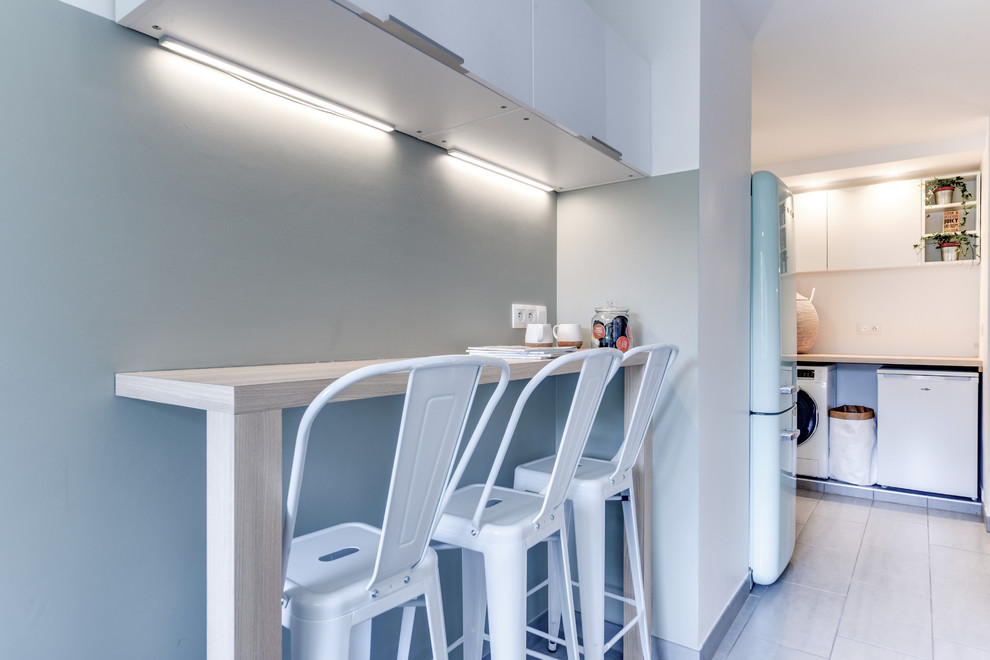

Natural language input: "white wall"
[557,171,703,648]
[696,0,753,645]
[795,268,980,356]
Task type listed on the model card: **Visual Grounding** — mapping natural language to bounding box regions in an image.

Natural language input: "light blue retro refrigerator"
[750,171,798,585]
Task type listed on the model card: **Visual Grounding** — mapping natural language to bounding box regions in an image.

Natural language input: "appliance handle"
[781,429,800,441]
[780,385,798,395]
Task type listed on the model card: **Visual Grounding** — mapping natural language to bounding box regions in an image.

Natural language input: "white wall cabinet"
[372,0,535,107]
[340,0,651,173]
[605,27,651,172]
[533,0,607,144]
[825,179,921,270]
[793,191,827,272]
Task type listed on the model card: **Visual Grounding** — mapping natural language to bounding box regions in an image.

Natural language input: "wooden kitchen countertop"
[790,353,983,371]
[116,350,647,415]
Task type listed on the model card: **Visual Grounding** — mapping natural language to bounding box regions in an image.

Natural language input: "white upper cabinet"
[109,0,650,189]
[374,0,535,107]
[533,0,607,143]
[605,26,650,173]
[826,179,921,270]
[793,191,827,273]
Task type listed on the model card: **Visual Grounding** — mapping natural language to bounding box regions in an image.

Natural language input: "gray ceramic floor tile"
[929,510,990,556]
[797,495,819,524]
[862,514,929,556]
[797,515,866,553]
[780,541,857,595]
[726,633,826,659]
[869,500,929,525]
[930,546,990,595]
[934,638,990,660]
[741,581,844,658]
[934,638,990,659]
[813,494,872,524]
[852,542,930,598]
[932,580,990,652]
[797,487,823,500]
[832,636,924,659]
[838,581,932,659]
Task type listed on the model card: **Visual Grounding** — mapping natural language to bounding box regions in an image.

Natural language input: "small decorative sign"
[942,209,961,232]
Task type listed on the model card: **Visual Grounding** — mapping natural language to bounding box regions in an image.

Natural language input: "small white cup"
[524,323,553,347]
[553,323,583,348]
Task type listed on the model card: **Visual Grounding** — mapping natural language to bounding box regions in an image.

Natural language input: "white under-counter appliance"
[876,368,979,499]
[796,364,835,479]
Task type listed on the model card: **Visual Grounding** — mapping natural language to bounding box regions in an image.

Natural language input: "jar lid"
[595,300,628,312]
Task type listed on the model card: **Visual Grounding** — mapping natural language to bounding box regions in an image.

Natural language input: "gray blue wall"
[1,2,558,658]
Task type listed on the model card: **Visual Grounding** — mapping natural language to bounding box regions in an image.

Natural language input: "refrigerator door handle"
[780,429,799,441]
[780,385,798,395]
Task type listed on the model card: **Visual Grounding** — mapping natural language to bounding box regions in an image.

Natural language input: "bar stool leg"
[545,538,563,652]
[555,523,580,660]
[350,618,372,660]
[462,549,487,660]
[572,494,607,660]
[623,485,651,658]
[483,545,528,660]
[288,614,352,660]
[397,607,415,660]
[424,569,450,660]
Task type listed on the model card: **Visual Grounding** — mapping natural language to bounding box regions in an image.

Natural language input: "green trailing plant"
[925,176,973,225]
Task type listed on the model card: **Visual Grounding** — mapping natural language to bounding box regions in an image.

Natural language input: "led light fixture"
[447,150,554,192]
[159,37,394,133]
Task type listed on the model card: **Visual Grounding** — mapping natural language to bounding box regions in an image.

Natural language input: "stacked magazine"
[466,345,578,360]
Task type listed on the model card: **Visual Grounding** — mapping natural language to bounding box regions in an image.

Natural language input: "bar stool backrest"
[469,349,623,533]
[610,343,679,480]
[282,355,511,597]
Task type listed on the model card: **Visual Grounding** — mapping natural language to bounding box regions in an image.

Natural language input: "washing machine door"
[796,388,818,446]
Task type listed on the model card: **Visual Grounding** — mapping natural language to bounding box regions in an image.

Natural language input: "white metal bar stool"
[513,343,679,660]
[429,348,625,660]
[280,355,511,660]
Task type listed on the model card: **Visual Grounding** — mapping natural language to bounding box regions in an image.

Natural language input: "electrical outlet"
[857,322,881,335]
[511,303,548,328]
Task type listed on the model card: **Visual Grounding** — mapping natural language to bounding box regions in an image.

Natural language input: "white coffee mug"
[524,323,553,347]
[553,323,583,348]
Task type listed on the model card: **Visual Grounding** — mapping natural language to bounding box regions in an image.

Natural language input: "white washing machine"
[796,364,836,479]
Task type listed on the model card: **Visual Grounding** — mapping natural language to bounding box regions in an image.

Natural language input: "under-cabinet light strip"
[447,150,554,192]
[159,37,395,133]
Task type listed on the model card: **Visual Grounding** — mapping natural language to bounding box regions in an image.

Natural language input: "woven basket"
[796,291,819,353]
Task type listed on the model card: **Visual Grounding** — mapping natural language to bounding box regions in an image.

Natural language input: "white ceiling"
[591,0,990,189]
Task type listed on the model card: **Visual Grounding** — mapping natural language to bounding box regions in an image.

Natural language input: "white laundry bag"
[828,405,877,486]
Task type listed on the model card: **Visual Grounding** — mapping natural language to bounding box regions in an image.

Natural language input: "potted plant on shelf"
[914,229,977,262]
[925,175,973,208]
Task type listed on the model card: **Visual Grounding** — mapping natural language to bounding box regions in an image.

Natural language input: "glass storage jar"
[591,301,632,352]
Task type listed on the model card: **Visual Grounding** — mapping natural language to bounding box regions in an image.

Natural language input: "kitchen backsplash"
[795,266,980,356]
